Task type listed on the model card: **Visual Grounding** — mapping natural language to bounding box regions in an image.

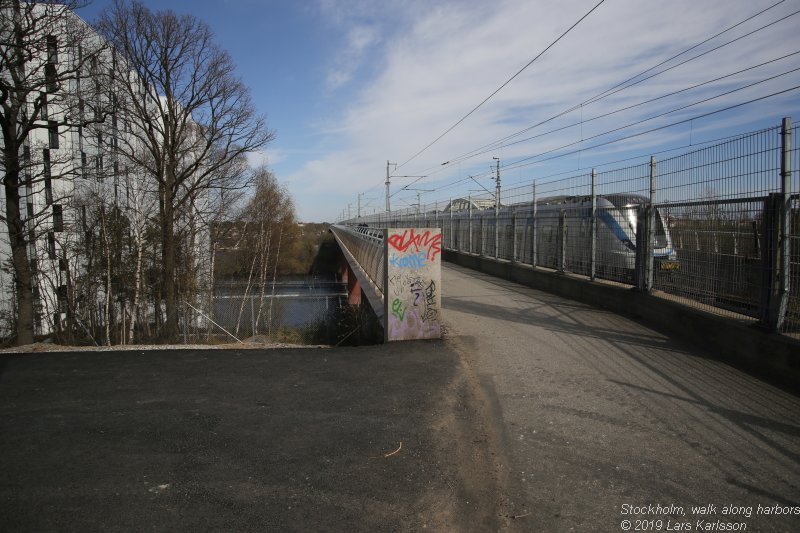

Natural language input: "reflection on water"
[211,277,348,342]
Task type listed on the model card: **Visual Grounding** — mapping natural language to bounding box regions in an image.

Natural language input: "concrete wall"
[385,228,442,342]
[444,250,800,388]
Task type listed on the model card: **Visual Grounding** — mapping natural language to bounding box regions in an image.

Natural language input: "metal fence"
[351,118,799,336]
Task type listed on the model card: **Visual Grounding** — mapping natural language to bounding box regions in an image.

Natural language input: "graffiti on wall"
[386,228,441,341]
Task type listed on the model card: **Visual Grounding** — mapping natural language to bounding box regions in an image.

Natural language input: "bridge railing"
[330,224,386,305]
[330,224,443,342]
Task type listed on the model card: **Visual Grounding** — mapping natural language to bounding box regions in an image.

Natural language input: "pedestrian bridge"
[331,216,799,385]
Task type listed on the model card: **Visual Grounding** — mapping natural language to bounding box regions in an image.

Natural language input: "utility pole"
[357,193,363,218]
[406,188,434,216]
[493,157,501,213]
[386,161,396,213]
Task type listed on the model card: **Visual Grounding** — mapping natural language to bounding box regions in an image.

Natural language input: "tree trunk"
[100,206,112,346]
[235,227,261,337]
[207,239,216,341]
[2,146,35,346]
[267,227,283,337]
[161,175,178,341]
[254,226,271,334]
[128,229,143,343]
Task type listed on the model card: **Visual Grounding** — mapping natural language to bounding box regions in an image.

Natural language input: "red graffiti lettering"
[387,229,442,261]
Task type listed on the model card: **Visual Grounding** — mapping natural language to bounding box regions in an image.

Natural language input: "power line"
[404,66,800,192]
[394,0,607,172]
[504,85,800,172]
[434,53,800,166]
[500,66,800,157]
[407,1,795,179]
[424,87,798,197]
[582,0,788,107]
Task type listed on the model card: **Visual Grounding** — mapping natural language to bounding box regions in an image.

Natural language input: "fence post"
[776,117,792,331]
[468,197,473,254]
[495,201,500,261]
[480,216,485,257]
[532,181,538,267]
[558,209,566,273]
[635,205,651,291]
[760,194,781,328]
[590,169,597,281]
[646,156,656,292]
[449,197,453,250]
[383,228,390,343]
[512,206,518,264]
[763,117,793,331]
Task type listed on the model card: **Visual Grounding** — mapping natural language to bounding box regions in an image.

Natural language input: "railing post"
[495,200,500,261]
[532,181,538,267]
[635,205,649,291]
[383,228,389,343]
[763,117,793,331]
[468,197,473,254]
[590,169,597,281]
[512,206,518,264]
[646,156,656,292]
[449,197,453,250]
[480,216,485,257]
[760,193,781,327]
[558,209,566,273]
[776,117,792,331]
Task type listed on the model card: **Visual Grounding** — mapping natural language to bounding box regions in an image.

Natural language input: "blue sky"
[77,0,800,222]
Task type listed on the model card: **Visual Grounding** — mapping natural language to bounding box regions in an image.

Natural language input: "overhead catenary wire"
[422,54,800,170]
[403,1,795,180]
[421,86,799,197]
[502,66,800,157]
[363,1,797,214]
[503,85,800,173]
[399,61,800,194]
[393,0,608,173]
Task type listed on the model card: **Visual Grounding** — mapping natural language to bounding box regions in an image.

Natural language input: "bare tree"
[1,0,111,344]
[96,0,274,340]
[235,167,296,338]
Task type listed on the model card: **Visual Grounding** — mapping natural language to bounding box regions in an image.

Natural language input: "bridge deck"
[441,262,800,531]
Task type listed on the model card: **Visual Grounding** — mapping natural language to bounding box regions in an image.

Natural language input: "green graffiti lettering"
[391,298,406,321]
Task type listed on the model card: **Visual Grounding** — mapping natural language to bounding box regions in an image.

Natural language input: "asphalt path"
[2,263,799,532]
[441,262,800,532]
[0,343,504,532]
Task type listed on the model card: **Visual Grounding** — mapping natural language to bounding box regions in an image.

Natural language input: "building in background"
[0,3,213,342]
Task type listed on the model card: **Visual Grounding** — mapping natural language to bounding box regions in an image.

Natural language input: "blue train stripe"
[598,211,635,251]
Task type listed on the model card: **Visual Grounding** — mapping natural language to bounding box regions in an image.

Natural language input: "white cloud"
[292,0,800,221]
[246,147,287,169]
[325,24,381,89]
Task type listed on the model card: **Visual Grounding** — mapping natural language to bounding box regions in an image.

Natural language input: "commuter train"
[347,192,678,276]
[434,193,677,275]
[522,193,678,273]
